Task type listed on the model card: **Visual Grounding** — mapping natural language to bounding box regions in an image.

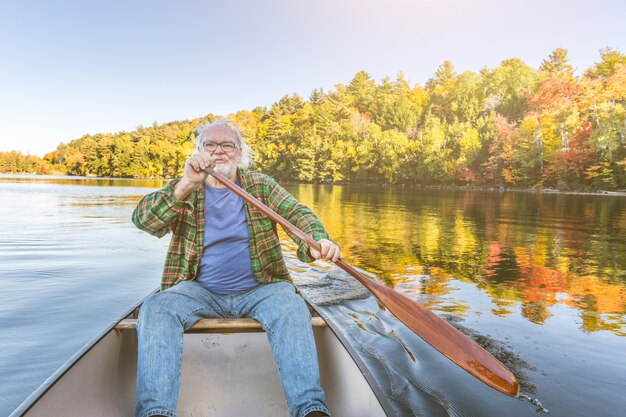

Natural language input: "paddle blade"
[340,262,520,396]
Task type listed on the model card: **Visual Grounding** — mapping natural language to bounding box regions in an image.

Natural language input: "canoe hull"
[21,325,387,417]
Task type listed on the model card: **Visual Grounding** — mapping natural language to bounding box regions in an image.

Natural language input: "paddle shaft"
[205,167,520,396]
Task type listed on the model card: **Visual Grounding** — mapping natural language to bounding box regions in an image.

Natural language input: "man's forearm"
[173,178,199,201]
[132,179,194,238]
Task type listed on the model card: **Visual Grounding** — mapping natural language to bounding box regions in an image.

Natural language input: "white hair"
[194,118,254,169]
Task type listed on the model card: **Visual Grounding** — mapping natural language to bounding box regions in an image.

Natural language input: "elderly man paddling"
[132,118,340,417]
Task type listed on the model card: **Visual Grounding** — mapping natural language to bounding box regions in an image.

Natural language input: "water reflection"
[61,195,143,207]
[0,174,167,188]
[286,185,626,336]
[2,176,625,417]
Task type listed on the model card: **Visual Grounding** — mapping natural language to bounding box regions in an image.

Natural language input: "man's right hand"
[183,152,215,185]
[174,153,213,201]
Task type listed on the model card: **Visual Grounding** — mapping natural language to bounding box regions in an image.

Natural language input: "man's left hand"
[310,239,342,262]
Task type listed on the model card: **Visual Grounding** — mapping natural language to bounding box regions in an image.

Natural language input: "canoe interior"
[20,320,387,417]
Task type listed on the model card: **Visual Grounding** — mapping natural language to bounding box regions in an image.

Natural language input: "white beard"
[213,161,238,178]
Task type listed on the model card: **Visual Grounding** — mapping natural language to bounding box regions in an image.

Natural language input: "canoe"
[11,294,390,417]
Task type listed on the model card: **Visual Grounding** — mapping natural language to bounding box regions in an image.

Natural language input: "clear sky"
[1,0,624,157]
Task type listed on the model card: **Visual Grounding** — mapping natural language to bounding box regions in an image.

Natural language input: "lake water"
[1,175,625,417]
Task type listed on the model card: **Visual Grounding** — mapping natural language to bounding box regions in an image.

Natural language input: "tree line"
[2,47,625,190]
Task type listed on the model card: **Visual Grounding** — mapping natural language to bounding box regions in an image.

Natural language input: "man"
[132,118,340,417]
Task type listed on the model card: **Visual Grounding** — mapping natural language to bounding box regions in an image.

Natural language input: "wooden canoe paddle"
[205,167,520,396]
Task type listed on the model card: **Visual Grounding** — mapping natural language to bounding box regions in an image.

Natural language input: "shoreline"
[396,184,626,197]
[280,179,626,197]
[3,173,626,197]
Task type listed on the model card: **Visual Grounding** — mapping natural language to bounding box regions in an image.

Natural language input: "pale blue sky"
[1,0,624,156]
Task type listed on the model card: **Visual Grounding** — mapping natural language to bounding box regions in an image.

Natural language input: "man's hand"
[174,152,214,201]
[310,239,342,262]
[183,152,215,185]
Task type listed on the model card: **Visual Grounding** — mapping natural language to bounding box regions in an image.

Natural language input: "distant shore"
[3,173,626,196]
[282,178,626,196]
[394,183,626,197]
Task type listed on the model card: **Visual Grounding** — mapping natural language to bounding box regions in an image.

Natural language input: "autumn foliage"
[2,48,625,190]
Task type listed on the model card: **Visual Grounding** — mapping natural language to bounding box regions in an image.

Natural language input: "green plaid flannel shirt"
[132,169,329,290]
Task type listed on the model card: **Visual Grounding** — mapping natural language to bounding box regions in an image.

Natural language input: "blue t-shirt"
[196,184,259,294]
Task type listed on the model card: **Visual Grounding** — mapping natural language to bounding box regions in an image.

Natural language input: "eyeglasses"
[202,141,239,153]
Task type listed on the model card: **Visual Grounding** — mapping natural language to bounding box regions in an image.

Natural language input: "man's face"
[200,125,242,177]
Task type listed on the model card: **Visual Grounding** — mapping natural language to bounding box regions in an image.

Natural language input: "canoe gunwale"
[8,290,158,417]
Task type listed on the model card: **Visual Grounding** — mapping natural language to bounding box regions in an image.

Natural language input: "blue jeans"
[135,280,329,417]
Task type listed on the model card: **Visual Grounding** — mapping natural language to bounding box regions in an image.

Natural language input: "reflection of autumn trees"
[288,184,626,335]
[3,176,166,188]
[568,276,626,335]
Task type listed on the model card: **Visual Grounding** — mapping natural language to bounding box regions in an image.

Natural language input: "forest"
[2,48,625,190]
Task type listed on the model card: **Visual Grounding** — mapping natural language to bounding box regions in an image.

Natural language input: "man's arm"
[132,152,212,237]
[132,179,193,238]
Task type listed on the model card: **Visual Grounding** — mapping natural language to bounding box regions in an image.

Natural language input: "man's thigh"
[238,282,310,327]
[140,281,228,329]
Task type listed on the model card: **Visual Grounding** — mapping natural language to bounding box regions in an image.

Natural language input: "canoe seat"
[115,317,327,333]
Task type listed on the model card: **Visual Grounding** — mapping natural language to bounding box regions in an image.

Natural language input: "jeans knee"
[137,292,176,329]
[286,295,310,316]
[273,294,311,328]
